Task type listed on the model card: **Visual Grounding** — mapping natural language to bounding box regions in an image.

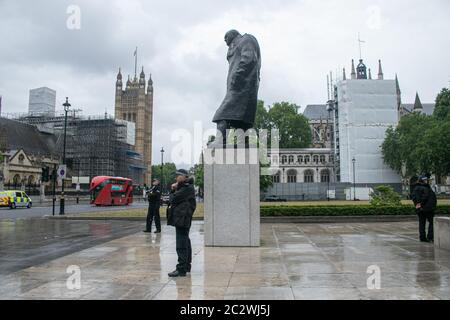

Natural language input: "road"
[0,201,149,220]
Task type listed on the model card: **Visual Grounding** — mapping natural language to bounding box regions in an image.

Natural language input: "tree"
[434,88,450,120]
[255,101,311,149]
[382,88,450,181]
[382,113,433,177]
[151,162,177,191]
[254,100,270,131]
[423,120,450,178]
[260,164,273,192]
[191,163,204,192]
[370,186,402,206]
[382,127,402,173]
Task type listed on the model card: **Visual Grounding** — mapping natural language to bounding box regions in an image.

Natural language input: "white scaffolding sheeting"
[337,79,401,184]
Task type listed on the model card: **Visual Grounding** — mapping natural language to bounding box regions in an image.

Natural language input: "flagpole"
[134,47,138,80]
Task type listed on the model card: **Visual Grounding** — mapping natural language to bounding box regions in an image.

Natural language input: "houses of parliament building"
[115,67,154,185]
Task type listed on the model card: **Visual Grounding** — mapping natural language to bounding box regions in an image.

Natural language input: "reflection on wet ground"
[0,219,143,275]
[1,220,450,300]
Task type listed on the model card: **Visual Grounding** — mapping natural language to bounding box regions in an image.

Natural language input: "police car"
[0,190,33,209]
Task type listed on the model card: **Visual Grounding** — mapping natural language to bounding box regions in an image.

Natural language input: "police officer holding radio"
[143,179,161,233]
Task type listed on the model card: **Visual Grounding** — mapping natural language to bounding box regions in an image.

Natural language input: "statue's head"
[224,30,241,47]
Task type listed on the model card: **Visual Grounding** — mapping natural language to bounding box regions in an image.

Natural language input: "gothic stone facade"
[115,68,153,185]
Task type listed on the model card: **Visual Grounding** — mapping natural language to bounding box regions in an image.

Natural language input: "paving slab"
[1,219,450,300]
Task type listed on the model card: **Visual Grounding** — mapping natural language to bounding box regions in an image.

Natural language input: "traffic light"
[41,167,50,182]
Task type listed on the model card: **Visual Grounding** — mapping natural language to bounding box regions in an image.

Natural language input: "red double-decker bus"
[90,176,133,206]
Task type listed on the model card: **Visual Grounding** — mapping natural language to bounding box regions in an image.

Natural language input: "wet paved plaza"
[1,219,450,300]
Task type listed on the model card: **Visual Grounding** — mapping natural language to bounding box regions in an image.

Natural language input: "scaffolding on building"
[8,112,146,186]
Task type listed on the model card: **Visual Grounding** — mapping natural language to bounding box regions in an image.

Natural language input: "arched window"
[287,170,297,183]
[282,155,288,164]
[13,174,21,185]
[321,169,330,183]
[18,154,25,165]
[329,155,334,163]
[304,155,310,164]
[320,155,326,163]
[313,155,319,164]
[28,175,35,185]
[304,170,314,183]
[297,155,303,164]
[288,155,294,164]
[272,171,281,183]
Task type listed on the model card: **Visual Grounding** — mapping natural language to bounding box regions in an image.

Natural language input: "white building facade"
[334,79,401,185]
[28,87,56,117]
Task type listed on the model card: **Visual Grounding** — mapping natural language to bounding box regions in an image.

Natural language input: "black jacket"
[412,183,437,213]
[147,185,161,205]
[167,178,196,228]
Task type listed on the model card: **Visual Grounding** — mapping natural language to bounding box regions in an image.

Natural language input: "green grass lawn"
[72,199,450,219]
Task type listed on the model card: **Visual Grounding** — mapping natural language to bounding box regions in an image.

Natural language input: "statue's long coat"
[213,34,261,126]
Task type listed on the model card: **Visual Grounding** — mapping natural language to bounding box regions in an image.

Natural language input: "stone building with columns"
[268,148,333,184]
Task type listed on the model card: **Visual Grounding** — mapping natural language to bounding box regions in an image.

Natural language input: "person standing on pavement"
[143,179,161,234]
[412,176,438,243]
[167,169,196,277]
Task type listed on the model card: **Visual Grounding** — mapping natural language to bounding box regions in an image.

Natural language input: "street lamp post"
[327,164,330,201]
[60,97,70,215]
[352,157,356,201]
[160,147,165,194]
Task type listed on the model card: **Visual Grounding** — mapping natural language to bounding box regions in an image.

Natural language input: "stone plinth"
[435,217,450,251]
[204,147,260,247]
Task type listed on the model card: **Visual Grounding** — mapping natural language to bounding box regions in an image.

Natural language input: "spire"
[126,75,131,87]
[378,60,384,80]
[148,73,153,86]
[395,74,402,110]
[116,67,123,90]
[343,68,347,80]
[147,73,153,94]
[395,74,401,95]
[368,68,372,80]
[414,92,423,111]
[351,59,356,79]
[134,47,138,81]
[139,66,146,86]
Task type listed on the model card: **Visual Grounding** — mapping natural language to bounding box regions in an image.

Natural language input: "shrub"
[260,205,450,217]
[370,186,402,206]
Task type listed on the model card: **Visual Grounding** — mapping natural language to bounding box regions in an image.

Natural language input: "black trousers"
[175,226,192,273]
[418,210,434,241]
[146,203,161,232]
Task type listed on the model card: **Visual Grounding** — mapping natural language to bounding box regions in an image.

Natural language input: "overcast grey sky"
[1,0,449,166]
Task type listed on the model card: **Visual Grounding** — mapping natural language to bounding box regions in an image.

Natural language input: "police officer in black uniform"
[167,169,196,277]
[143,179,161,233]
